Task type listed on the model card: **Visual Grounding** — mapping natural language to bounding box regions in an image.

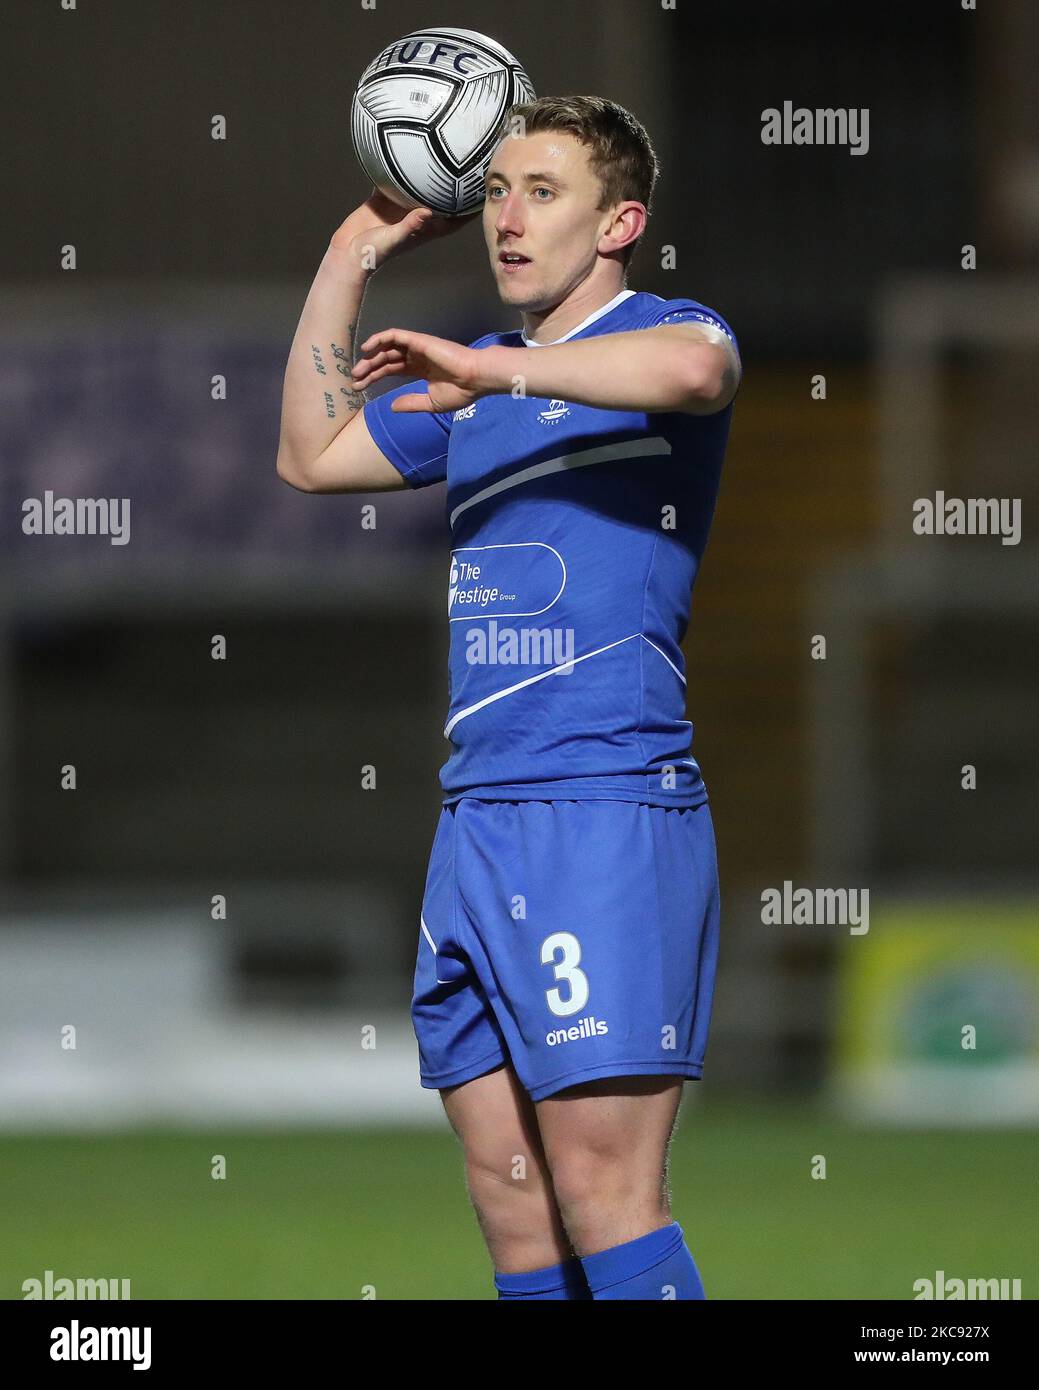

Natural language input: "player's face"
[483,131,615,311]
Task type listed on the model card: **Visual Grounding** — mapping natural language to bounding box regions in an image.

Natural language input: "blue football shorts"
[412,797,720,1101]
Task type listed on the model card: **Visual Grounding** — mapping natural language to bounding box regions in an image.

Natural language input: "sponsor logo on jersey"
[447,543,564,620]
[546,1016,609,1046]
[537,399,570,424]
[453,403,478,421]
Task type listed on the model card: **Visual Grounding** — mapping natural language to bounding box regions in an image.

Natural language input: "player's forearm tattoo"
[331,323,368,414]
[312,327,366,417]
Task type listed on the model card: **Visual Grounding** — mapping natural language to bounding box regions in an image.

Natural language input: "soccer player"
[277,95,740,1301]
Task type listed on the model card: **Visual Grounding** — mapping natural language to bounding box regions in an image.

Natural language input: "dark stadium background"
[2,0,1036,1300]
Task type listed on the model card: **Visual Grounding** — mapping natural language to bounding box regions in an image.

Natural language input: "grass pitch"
[3,1097,1034,1300]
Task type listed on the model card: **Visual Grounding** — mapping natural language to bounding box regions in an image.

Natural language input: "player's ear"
[598,201,647,258]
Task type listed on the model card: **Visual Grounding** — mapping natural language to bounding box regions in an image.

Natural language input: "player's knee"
[547,1147,665,1227]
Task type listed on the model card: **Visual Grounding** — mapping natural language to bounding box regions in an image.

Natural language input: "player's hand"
[329,190,479,274]
[352,329,502,414]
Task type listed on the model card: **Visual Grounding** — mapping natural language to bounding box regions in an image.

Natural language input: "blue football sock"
[580,1222,706,1300]
[494,1255,591,1300]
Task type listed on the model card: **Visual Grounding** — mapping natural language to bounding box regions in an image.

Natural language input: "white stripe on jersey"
[444,632,686,737]
[641,636,687,686]
[449,436,672,529]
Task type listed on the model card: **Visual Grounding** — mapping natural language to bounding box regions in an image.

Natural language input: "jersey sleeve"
[363,380,452,489]
[640,297,739,359]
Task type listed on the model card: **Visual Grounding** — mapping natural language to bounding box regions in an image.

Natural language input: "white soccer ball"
[351,27,535,217]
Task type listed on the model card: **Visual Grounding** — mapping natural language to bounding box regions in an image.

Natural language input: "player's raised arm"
[275,191,474,494]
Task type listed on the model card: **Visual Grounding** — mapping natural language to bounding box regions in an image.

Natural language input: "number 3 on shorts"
[540,931,589,1018]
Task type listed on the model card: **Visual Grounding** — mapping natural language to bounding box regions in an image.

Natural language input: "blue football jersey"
[363,288,738,806]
